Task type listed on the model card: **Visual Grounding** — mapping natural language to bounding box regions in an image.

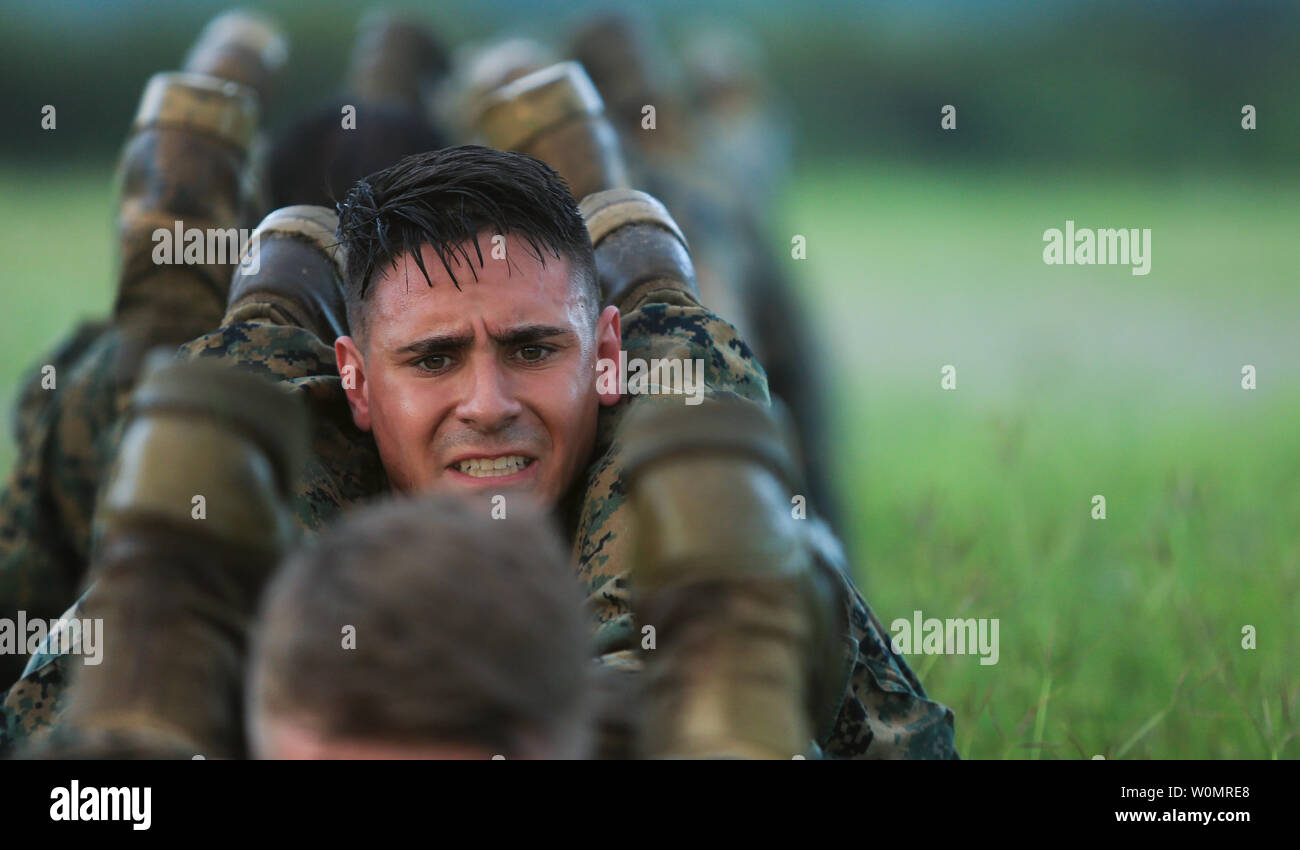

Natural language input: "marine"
[1,12,957,760]
[0,11,287,690]
[0,9,446,682]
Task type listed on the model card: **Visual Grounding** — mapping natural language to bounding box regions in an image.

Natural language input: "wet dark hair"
[264,96,447,210]
[335,145,598,338]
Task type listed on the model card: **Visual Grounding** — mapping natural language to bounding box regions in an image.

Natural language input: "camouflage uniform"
[0,67,261,686]
[1,273,956,758]
[565,15,841,529]
[633,161,842,530]
[1,22,952,759]
[0,331,144,691]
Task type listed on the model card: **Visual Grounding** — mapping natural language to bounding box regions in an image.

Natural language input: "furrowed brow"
[489,325,576,347]
[395,332,475,356]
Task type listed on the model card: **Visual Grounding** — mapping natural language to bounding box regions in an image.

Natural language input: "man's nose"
[455,355,523,433]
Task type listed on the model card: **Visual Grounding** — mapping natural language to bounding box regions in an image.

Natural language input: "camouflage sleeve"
[0,596,84,753]
[177,321,388,533]
[9,319,111,450]
[572,287,958,759]
[0,310,377,668]
[0,319,381,754]
[0,328,130,688]
[572,285,770,644]
[822,584,959,759]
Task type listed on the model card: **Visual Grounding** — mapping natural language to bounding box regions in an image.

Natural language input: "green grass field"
[784,162,1299,759]
[1,162,1296,758]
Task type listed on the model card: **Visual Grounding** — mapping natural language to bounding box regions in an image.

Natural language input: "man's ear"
[334,336,372,431]
[595,305,621,408]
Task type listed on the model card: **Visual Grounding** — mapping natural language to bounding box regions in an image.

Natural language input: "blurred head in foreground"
[247,494,593,759]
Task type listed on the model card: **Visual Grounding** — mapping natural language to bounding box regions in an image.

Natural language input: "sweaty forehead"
[365,235,582,345]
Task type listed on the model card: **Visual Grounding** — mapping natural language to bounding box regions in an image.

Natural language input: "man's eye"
[517,345,552,363]
[416,354,452,372]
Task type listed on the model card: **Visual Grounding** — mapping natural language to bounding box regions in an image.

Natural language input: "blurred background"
[0,0,1296,758]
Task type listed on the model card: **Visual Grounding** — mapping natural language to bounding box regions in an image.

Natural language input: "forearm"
[30,358,305,759]
[113,13,286,355]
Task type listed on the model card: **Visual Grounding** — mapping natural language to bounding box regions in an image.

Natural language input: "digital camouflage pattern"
[0,63,262,687]
[0,326,132,668]
[637,159,842,530]
[1,278,956,758]
[564,11,840,528]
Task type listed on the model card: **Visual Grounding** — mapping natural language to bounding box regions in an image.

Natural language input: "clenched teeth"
[453,455,533,477]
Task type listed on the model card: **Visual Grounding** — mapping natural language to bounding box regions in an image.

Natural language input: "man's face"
[335,232,620,507]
